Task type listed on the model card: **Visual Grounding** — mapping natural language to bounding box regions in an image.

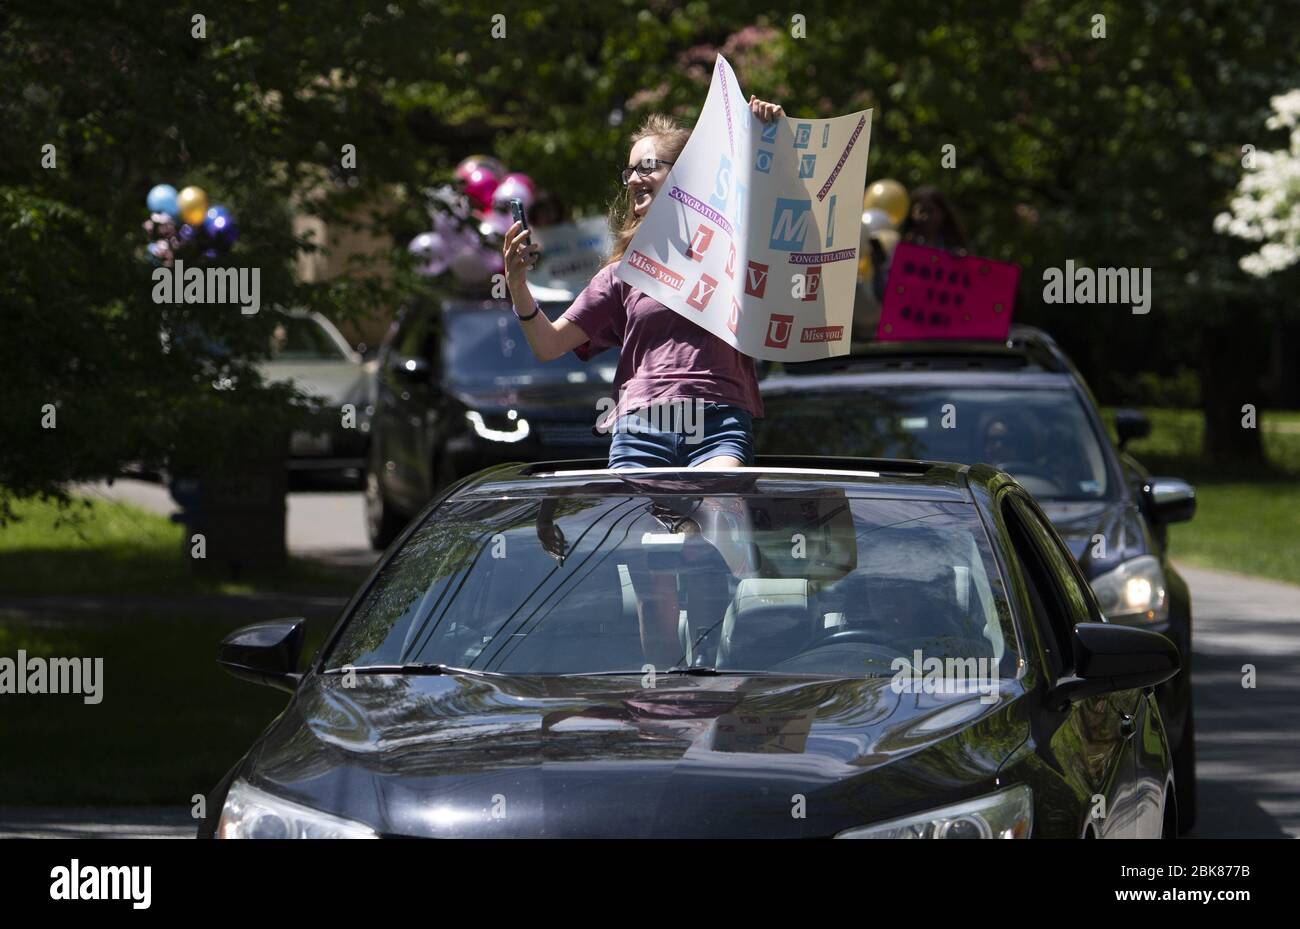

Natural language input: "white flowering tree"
[1215,90,1300,277]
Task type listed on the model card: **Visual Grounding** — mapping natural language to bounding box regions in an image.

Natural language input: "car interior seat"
[715,578,819,669]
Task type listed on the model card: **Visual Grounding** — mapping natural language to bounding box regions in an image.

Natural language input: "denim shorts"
[607,401,754,469]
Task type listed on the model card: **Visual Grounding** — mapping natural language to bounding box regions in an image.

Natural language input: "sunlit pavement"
[6,483,1297,838]
[1177,563,1300,838]
[0,807,194,839]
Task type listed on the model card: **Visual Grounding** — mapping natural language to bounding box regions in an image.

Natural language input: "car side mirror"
[1049,622,1179,705]
[218,618,306,694]
[1114,408,1151,450]
[1143,477,1196,524]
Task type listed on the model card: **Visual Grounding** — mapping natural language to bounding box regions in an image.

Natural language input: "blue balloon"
[147,184,179,218]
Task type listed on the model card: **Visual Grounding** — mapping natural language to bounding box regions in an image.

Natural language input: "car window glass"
[1013,493,1103,625]
[1000,495,1073,679]
[757,387,1114,501]
[268,317,346,361]
[327,492,1018,682]
[441,305,618,388]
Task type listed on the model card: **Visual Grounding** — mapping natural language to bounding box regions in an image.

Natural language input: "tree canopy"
[4,0,1297,515]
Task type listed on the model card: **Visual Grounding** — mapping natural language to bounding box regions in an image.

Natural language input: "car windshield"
[758,386,1115,501]
[267,316,348,362]
[443,305,618,388]
[326,489,1016,680]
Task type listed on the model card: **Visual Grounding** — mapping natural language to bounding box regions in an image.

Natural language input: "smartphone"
[510,198,536,268]
[509,198,529,238]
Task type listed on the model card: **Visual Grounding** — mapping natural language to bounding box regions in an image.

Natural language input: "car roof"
[771,325,1075,377]
[761,369,1078,393]
[449,456,979,503]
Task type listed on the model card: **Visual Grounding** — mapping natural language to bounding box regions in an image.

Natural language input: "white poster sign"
[614,54,872,361]
[531,216,611,299]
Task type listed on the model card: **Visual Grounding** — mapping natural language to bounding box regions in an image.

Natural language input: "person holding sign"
[503,98,784,470]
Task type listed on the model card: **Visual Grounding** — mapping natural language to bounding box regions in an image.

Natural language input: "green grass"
[0,613,335,805]
[0,493,366,597]
[1100,407,1300,586]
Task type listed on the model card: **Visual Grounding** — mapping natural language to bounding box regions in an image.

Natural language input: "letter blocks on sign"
[769,199,811,252]
[765,313,794,349]
[687,224,714,262]
[687,274,718,311]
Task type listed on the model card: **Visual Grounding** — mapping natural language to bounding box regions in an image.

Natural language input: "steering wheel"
[812,628,903,666]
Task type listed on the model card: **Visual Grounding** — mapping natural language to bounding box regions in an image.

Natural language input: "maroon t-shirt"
[561,263,764,431]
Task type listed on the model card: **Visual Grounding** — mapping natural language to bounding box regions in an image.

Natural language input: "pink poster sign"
[876,242,1020,341]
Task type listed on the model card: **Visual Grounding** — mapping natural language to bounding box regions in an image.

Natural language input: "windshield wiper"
[323,663,498,678]
[561,666,770,677]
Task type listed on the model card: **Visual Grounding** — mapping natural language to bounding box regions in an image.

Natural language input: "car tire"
[1173,704,1197,834]
[365,459,406,551]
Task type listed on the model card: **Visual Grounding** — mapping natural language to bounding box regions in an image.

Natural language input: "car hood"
[242,671,1026,838]
[257,360,368,407]
[1037,499,1151,577]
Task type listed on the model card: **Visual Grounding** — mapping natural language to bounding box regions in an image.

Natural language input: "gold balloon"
[863,179,909,228]
[177,186,209,226]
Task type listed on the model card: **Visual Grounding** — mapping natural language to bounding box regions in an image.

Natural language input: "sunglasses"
[620,159,674,186]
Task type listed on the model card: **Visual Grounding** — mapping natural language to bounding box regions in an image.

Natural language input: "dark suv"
[756,325,1199,830]
[366,297,616,548]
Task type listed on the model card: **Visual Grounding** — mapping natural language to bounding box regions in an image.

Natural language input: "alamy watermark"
[152,259,261,315]
[595,392,707,445]
[1042,260,1150,314]
[890,650,999,704]
[0,651,103,704]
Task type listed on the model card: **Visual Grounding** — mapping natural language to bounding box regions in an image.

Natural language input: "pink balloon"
[456,155,506,182]
[462,167,500,212]
[491,174,536,211]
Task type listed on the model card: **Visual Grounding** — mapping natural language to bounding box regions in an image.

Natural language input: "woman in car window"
[502,98,784,470]
[869,185,969,304]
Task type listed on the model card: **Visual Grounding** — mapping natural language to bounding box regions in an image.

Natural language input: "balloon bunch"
[858,179,909,283]
[143,183,239,268]
[409,155,537,288]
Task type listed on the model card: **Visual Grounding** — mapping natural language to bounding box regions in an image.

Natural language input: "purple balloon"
[203,205,238,248]
[408,231,451,276]
[448,242,499,286]
[479,210,513,237]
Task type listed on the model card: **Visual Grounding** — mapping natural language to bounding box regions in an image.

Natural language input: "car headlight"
[217,779,376,839]
[1090,554,1168,624]
[835,785,1033,839]
[465,410,531,443]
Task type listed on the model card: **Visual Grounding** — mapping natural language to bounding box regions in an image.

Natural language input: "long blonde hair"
[604,113,692,266]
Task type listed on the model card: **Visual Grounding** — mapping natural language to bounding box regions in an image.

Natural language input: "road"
[2,481,1297,838]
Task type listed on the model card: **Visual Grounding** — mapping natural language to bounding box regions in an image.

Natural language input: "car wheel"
[1173,703,1197,834]
[365,460,405,551]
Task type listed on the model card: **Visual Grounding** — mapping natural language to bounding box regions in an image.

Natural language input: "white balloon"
[861,208,894,236]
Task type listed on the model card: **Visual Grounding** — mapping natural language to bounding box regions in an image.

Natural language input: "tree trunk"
[1199,309,1267,468]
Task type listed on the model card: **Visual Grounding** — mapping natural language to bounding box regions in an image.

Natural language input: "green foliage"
[4,0,1299,509]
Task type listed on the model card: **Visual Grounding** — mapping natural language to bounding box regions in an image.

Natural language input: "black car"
[365,297,616,549]
[757,325,1199,829]
[201,456,1179,838]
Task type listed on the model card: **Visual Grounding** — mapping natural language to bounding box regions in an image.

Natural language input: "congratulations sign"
[614,55,872,361]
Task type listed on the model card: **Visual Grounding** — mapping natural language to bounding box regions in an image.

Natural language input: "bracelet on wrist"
[514,303,540,322]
